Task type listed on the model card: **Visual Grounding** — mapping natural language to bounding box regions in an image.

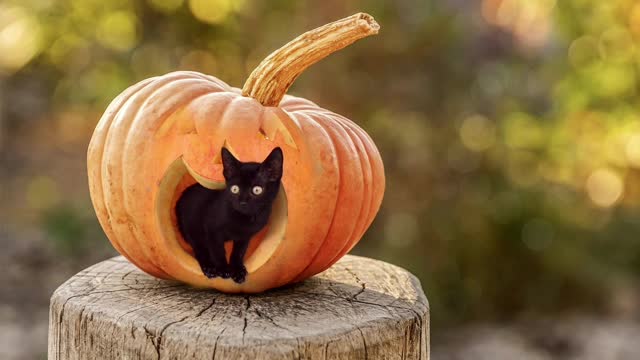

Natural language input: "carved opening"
[156,157,288,280]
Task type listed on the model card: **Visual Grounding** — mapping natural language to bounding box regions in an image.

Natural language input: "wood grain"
[48,255,429,359]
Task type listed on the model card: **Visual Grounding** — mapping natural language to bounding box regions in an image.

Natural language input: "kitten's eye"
[230,185,240,194]
[252,186,263,195]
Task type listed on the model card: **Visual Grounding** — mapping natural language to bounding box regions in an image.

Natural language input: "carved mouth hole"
[156,157,288,280]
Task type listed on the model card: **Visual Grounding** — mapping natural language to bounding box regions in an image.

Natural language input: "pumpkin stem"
[242,13,379,107]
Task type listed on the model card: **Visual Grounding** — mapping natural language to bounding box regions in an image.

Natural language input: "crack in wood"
[49,255,429,359]
[114,292,183,322]
[150,315,190,360]
[254,307,289,332]
[196,297,218,318]
[55,281,103,359]
[356,325,369,360]
[295,337,302,360]
[241,296,251,345]
[404,308,426,360]
[323,339,334,360]
[211,327,227,360]
[121,270,135,282]
[344,267,366,300]
[295,290,421,314]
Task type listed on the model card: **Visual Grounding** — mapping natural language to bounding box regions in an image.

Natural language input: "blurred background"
[2,0,640,358]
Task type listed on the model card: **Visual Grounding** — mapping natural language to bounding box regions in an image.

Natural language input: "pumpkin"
[87,13,385,293]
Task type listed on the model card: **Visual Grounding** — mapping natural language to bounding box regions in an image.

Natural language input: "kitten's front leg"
[190,240,217,279]
[205,228,231,279]
[229,237,250,283]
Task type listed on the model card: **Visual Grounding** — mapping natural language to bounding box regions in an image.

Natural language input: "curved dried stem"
[242,13,379,107]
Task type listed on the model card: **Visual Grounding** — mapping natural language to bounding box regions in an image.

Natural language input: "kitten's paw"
[218,267,231,279]
[230,264,247,283]
[201,266,218,279]
[201,266,231,279]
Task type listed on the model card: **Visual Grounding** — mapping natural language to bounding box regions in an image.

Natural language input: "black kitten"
[175,147,283,283]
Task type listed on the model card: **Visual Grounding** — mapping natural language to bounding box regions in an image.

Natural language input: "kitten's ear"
[260,147,283,182]
[221,147,240,179]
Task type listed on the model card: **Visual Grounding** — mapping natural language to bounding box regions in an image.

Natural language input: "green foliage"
[41,204,108,256]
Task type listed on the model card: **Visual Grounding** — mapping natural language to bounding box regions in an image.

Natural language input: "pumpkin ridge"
[155,91,216,137]
[328,116,372,261]
[285,105,325,113]
[351,120,385,229]
[116,77,212,275]
[103,76,193,277]
[275,110,342,284]
[287,109,378,268]
[178,71,231,90]
[100,78,173,271]
[332,115,385,258]
[282,106,374,269]
[140,79,224,135]
[293,113,365,280]
[126,79,220,140]
[279,94,319,110]
[121,80,222,275]
[186,91,238,138]
[306,115,361,273]
[325,116,374,266]
[344,123,374,239]
[89,78,156,267]
[213,92,244,137]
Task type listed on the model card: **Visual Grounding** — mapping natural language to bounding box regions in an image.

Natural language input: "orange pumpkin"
[87,13,384,293]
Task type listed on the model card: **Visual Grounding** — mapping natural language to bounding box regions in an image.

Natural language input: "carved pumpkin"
[87,13,385,293]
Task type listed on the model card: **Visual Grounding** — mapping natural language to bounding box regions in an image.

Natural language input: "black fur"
[175,147,283,283]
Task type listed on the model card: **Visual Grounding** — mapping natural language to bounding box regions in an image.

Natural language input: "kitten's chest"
[224,211,270,237]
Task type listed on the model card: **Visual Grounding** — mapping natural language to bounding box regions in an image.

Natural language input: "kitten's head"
[221,147,283,215]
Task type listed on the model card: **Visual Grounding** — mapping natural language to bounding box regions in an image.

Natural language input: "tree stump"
[48,255,429,359]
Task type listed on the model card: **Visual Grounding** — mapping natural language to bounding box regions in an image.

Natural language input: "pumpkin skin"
[87,14,384,293]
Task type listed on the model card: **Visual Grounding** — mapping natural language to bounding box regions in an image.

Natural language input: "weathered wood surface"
[48,255,429,359]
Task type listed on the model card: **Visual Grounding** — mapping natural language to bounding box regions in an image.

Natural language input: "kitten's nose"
[239,201,248,206]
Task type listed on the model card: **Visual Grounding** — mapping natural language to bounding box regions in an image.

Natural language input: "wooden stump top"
[49,255,429,359]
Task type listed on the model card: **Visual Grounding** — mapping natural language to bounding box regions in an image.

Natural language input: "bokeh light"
[630,3,640,37]
[481,0,556,49]
[96,11,139,51]
[47,34,89,69]
[625,134,640,168]
[189,0,235,25]
[459,115,496,152]
[503,112,544,150]
[568,36,599,69]
[0,5,42,72]
[586,168,624,207]
[598,26,635,62]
